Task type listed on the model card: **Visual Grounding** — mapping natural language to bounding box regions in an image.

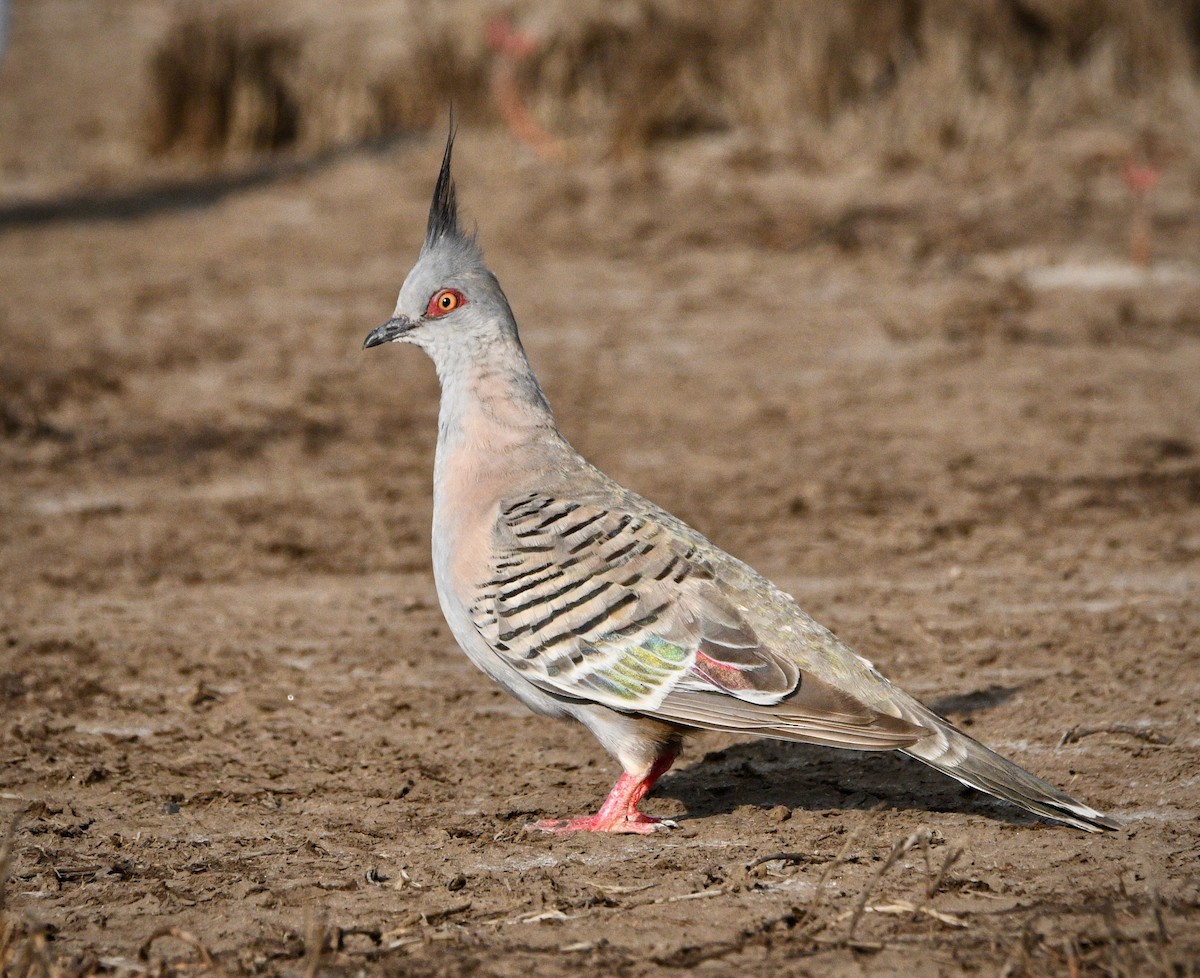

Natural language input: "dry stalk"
[302,913,327,978]
[791,802,887,939]
[902,830,964,924]
[846,829,924,940]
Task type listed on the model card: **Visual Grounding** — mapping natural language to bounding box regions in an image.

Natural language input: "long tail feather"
[902,715,1118,833]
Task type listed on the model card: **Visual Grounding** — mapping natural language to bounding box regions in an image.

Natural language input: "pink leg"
[530,750,679,835]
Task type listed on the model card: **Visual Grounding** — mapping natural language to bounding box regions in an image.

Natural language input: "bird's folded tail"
[902,714,1119,833]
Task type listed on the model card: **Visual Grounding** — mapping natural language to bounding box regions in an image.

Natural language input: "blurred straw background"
[140,0,1200,164]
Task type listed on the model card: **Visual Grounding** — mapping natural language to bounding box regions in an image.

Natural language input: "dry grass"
[144,0,1200,163]
[145,2,490,158]
[520,0,1200,162]
[145,12,301,156]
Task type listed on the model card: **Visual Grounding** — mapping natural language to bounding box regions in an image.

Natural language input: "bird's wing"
[470,493,924,750]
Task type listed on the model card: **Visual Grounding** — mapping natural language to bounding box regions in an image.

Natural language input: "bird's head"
[363,124,517,362]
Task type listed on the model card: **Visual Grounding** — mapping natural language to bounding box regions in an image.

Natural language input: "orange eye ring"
[426,288,466,318]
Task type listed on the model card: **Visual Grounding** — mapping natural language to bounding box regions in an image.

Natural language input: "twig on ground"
[1059,723,1173,746]
[745,851,814,872]
[421,901,472,926]
[137,926,216,967]
[835,899,967,928]
[520,909,577,924]
[654,888,725,905]
[583,880,655,896]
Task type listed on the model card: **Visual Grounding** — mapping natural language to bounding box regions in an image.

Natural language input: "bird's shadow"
[928,684,1020,718]
[657,684,1040,828]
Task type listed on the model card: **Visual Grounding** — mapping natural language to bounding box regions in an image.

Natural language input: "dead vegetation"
[145,3,490,158]
[145,0,1200,161]
[146,13,301,156]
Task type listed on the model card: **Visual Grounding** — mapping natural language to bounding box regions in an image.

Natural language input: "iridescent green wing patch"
[574,636,691,702]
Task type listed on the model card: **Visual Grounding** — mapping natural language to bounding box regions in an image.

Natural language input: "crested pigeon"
[362,127,1117,835]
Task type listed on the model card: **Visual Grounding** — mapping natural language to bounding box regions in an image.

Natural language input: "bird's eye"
[426,288,466,318]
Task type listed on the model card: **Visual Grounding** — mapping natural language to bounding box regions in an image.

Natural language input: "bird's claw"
[526,813,679,835]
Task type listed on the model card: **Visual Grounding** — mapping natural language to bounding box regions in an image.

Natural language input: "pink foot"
[526,750,679,835]
[528,812,678,835]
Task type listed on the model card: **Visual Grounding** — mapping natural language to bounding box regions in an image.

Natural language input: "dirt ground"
[2,3,1199,977]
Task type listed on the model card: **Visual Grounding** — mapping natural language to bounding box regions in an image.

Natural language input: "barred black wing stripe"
[561,511,607,537]
[603,540,641,564]
[503,570,595,617]
[600,515,633,541]
[568,531,605,555]
[515,503,578,537]
[503,494,552,519]
[498,565,565,602]
[537,592,641,653]
[500,492,541,516]
[490,560,554,587]
[603,602,670,640]
[532,503,580,531]
[498,579,615,642]
[653,556,681,580]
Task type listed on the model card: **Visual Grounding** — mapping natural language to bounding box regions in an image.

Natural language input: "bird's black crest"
[425,120,460,248]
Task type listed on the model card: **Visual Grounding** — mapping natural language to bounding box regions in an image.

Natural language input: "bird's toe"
[525,813,678,834]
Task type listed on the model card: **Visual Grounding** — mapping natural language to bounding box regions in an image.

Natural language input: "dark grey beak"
[363,316,416,350]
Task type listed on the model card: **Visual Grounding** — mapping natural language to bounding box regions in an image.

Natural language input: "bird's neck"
[431,330,562,498]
